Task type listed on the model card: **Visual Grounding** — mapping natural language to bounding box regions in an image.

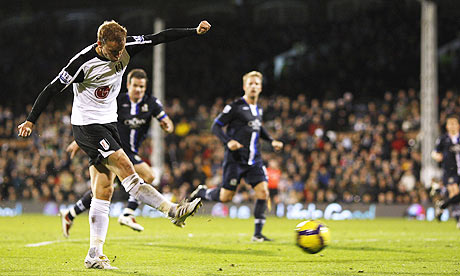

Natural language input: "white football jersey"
[57,44,130,125]
[44,29,197,126]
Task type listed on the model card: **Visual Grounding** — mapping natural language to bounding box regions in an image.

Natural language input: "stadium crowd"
[1,89,458,206]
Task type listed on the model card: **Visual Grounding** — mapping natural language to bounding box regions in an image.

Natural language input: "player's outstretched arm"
[18,80,65,137]
[126,21,211,56]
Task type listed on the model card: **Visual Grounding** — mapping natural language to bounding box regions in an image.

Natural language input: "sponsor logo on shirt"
[248,119,262,130]
[451,144,460,153]
[99,138,110,151]
[124,117,146,128]
[94,86,110,99]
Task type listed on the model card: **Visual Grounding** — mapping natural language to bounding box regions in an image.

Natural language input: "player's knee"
[94,185,113,201]
[257,189,269,200]
[220,194,233,203]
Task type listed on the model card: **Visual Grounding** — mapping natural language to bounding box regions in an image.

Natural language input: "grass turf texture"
[0,215,459,275]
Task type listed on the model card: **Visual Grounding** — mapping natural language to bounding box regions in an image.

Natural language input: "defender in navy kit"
[191,71,283,242]
[432,114,460,227]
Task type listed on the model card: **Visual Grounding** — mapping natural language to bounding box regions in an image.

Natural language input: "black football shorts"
[72,123,122,166]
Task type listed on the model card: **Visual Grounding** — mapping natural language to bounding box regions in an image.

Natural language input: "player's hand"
[66,140,80,159]
[227,140,243,151]
[272,140,283,152]
[160,116,174,134]
[17,121,34,137]
[431,151,443,162]
[196,20,211,35]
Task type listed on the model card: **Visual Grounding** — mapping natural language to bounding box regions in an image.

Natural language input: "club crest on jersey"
[95,86,110,99]
[133,36,145,43]
[99,139,110,151]
[58,70,73,85]
[141,104,148,112]
[230,179,238,186]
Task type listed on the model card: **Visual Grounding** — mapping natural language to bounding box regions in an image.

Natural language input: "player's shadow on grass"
[144,244,277,256]
[330,245,417,254]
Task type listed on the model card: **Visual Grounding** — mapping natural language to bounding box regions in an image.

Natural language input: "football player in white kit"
[18,19,211,269]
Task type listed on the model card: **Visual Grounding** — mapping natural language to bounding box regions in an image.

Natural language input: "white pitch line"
[25,240,60,247]
[25,236,142,248]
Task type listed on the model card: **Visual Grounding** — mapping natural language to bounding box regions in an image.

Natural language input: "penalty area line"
[25,240,60,247]
[25,236,140,247]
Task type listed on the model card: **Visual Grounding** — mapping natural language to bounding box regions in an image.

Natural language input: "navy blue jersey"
[435,133,460,176]
[117,93,166,153]
[212,97,273,165]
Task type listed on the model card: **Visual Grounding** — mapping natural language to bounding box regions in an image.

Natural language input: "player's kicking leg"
[116,161,156,231]
[107,150,202,228]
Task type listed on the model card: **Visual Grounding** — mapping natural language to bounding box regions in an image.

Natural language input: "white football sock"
[89,198,110,256]
[121,173,176,216]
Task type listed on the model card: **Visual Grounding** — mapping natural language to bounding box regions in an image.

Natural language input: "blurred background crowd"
[1,89,459,205]
[1,0,460,206]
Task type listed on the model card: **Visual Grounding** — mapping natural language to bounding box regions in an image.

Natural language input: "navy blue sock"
[126,200,139,215]
[69,190,92,220]
[254,199,267,236]
[441,194,460,209]
[205,187,221,202]
[196,188,207,199]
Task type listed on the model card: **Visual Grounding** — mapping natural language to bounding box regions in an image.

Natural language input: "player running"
[60,68,173,237]
[190,71,283,242]
[432,114,460,228]
[18,20,211,269]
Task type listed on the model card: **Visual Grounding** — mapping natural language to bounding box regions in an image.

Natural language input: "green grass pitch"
[0,215,459,275]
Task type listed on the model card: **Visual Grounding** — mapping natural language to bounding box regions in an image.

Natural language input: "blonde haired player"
[18,19,211,269]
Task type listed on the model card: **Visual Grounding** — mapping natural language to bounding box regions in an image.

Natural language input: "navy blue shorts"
[124,148,144,165]
[222,161,268,191]
[443,172,460,186]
